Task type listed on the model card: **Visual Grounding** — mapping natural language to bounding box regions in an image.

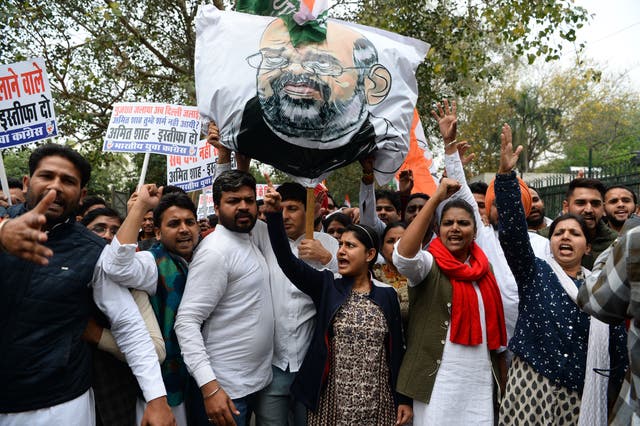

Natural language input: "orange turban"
[484,177,532,218]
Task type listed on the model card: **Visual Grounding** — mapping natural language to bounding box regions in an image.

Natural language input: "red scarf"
[428,238,507,350]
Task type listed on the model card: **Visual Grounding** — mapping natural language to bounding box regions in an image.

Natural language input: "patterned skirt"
[307,291,396,426]
[499,356,581,425]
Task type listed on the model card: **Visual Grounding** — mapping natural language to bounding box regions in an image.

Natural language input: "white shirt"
[251,225,338,372]
[175,223,274,399]
[92,243,166,402]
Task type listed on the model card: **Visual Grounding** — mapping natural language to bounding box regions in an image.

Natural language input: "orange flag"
[396,109,438,196]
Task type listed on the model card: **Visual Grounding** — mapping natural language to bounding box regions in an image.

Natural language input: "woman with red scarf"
[392,177,507,425]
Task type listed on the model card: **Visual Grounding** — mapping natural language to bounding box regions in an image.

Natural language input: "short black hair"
[76,195,107,217]
[80,207,122,227]
[207,214,218,227]
[605,185,637,205]
[277,182,307,209]
[408,192,430,202]
[29,144,91,187]
[548,213,592,245]
[7,177,22,189]
[163,185,187,196]
[375,189,401,212]
[322,212,352,230]
[469,181,488,196]
[566,178,606,201]
[153,193,197,227]
[212,170,256,206]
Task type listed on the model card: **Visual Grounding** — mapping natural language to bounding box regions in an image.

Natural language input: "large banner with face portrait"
[195,6,429,186]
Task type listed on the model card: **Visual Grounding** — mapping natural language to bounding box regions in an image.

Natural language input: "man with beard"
[540,178,616,269]
[235,18,393,179]
[526,187,553,233]
[0,144,172,425]
[604,185,637,234]
[175,171,274,426]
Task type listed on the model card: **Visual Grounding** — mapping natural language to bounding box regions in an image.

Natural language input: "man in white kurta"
[175,170,273,426]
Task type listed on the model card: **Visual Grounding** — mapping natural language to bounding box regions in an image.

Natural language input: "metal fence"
[527,163,640,218]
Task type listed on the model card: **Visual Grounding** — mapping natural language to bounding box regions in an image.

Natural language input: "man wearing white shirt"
[175,170,274,426]
[253,182,338,426]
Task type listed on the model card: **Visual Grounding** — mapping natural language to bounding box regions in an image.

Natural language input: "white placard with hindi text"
[104,102,202,157]
[0,58,58,148]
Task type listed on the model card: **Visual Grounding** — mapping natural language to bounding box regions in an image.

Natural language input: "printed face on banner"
[196,7,429,185]
[248,19,390,142]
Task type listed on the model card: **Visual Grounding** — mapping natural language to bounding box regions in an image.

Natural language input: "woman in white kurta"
[393,179,507,425]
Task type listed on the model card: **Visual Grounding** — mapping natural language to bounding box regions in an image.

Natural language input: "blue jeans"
[232,391,259,426]
[253,366,307,426]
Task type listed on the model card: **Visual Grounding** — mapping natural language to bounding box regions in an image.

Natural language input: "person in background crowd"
[322,212,352,241]
[526,187,553,232]
[81,207,122,244]
[105,187,204,426]
[175,171,273,426]
[74,195,107,221]
[394,176,507,425]
[198,218,211,233]
[578,222,640,424]
[257,199,267,222]
[376,189,401,226]
[403,193,429,225]
[80,207,167,426]
[264,186,413,425]
[373,221,410,327]
[539,177,616,269]
[326,193,338,213]
[0,177,26,208]
[469,181,488,225]
[604,185,637,234]
[138,209,159,251]
[253,182,339,426]
[494,124,627,425]
[0,144,173,426]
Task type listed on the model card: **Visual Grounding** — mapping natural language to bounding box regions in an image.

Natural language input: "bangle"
[0,218,11,253]
[444,139,457,148]
[204,386,220,400]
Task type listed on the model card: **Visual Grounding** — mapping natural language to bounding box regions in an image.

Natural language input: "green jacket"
[396,262,502,403]
[539,220,616,270]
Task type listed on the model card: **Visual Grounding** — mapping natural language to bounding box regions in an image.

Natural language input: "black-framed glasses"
[246,51,365,77]
[89,224,120,236]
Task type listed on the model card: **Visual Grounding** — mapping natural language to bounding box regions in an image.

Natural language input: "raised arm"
[263,187,327,302]
[358,156,386,237]
[99,184,162,294]
[494,124,536,285]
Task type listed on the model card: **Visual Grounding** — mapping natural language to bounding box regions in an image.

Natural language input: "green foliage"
[1,0,590,195]
[460,64,640,174]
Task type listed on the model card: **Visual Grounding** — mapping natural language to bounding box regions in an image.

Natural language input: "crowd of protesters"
[0,100,639,426]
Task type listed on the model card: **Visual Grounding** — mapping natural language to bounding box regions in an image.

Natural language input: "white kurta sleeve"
[98,236,158,295]
[92,259,166,402]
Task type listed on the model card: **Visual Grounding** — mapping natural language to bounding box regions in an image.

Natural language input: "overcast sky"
[570,0,640,88]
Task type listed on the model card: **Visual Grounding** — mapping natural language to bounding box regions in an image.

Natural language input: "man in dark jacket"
[0,144,173,425]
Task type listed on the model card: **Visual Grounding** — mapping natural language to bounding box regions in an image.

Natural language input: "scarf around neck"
[428,237,507,350]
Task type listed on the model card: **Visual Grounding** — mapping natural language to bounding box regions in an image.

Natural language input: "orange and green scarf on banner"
[236,0,329,46]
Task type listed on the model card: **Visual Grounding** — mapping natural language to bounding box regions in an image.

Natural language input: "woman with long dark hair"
[263,187,412,425]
